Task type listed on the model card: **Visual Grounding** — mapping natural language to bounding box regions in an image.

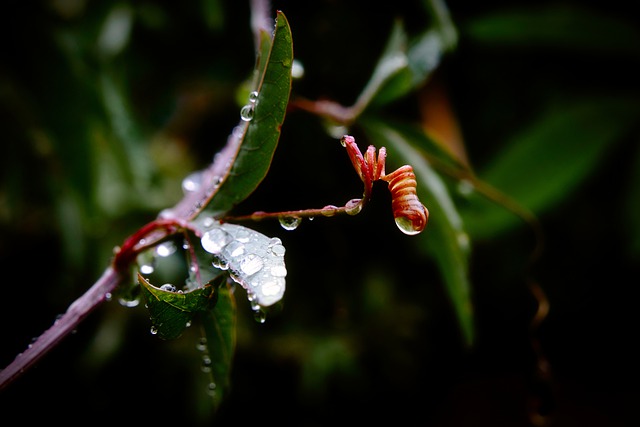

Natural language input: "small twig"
[225,199,364,223]
[0,267,122,391]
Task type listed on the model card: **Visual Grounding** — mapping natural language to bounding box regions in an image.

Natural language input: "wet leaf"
[179,11,293,220]
[138,273,218,340]
[462,96,640,239]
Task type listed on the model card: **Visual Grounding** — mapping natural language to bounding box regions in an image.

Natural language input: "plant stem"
[0,267,122,391]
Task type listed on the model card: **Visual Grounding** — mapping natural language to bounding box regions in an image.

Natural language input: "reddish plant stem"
[0,217,193,391]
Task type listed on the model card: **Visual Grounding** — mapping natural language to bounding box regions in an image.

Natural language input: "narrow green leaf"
[360,118,474,346]
[463,97,640,239]
[201,11,293,216]
[199,280,236,410]
[364,0,457,108]
[138,273,218,340]
[168,12,293,221]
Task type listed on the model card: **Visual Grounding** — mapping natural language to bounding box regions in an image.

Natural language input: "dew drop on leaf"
[201,228,232,254]
[182,170,203,193]
[160,283,176,292]
[239,254,264,276]
[240,104,254,121]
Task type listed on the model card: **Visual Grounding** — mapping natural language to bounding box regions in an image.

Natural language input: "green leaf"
[200,11,293,216]
[360,118,474,346]
[138,273,218,340]
[167,12,293,221]
[363,0,457,108]
[463,96,640,239]
[199,279,236,410]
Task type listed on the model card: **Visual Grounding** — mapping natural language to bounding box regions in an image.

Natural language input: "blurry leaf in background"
[461,96,640,240]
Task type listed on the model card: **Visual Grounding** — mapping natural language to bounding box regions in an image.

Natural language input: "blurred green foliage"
[1,0,639,425]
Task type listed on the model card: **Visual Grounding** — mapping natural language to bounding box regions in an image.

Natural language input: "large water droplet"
[201,228,232,254]
[269,241,286,257]
[182,170,203,193]
[160,283,176,292]
[225,240,245,258]
[345,199,362,215]
[139,264,154,274]
[240,254,264,276]
[261,278,284,297]
[270,265,287,277]
[156,241,177,257]
[278,215,301,230]
[321,204,338,217]
[291,59,305,79]
[240,104,254,121]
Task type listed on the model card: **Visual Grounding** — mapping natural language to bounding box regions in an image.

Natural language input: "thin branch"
[0,267,122,391]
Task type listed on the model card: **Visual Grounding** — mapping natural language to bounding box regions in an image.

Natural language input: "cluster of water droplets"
[199,218,287,310]
[240,90,259,122]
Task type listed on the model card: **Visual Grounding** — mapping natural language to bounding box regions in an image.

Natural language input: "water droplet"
[321,205,338,217]
[345,198,362,215]
[105,292,112,301]
[291,59,305,79]
[225,240,245,258]
[394,217,421,235]
[137,250,156,274]
[202,217,215,228]
[261,278,284,297]
[182,170,203,193]
[240,104,254,121]
[254,309,267,324]
[248,90,259,103]
[201,228,232,254]
[269,242,286,257]
[270,265,287,277]
[150,325,158,335]
[139,263,154,274]
[240,254,264,276]
[118,295,140,308]
[278,215,301,230]
[212,255,229,270]
[156,241,177,257]
[160,283,176,292]
[196,337,207,351]
[201,355,212,372]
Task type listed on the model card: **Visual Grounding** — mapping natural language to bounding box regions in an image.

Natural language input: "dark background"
[1,1,639,425]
